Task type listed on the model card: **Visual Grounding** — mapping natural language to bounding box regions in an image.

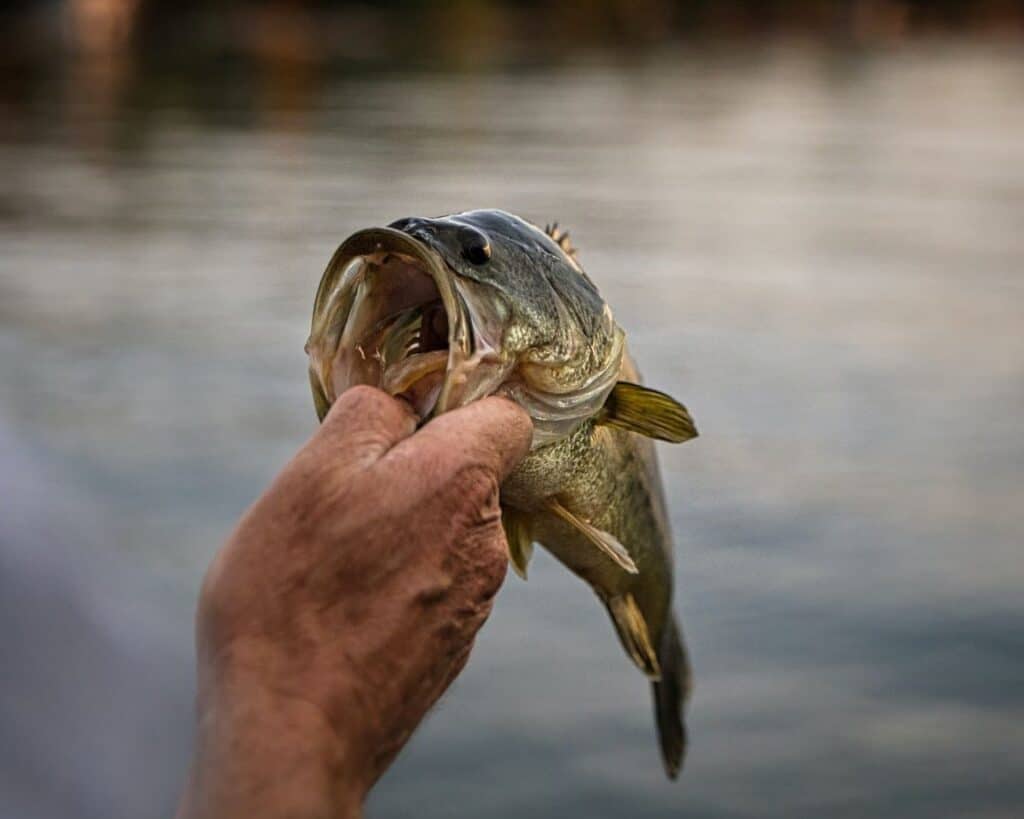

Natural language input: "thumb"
[381,397,533,484]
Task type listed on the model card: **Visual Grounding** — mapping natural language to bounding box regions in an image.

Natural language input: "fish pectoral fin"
[547,500,638,575]
[597,382,698,444]
[607,594,661,679]
[502,508,534,580]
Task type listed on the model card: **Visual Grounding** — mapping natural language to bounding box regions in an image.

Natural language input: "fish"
[305,209,699,778]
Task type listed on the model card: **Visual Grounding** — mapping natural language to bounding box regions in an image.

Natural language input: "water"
[1,42,1023,818]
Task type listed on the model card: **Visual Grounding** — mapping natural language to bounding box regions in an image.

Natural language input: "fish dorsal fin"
[597,382,698,443]
[547,500,638,575]
[544,222,578,258]
[502,508,534,580]
[607,594,661,678]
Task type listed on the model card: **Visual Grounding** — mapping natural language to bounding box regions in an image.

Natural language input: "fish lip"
[308,226,472,420]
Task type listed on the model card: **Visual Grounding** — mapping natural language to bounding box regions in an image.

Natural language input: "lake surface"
[1,42,1023,818]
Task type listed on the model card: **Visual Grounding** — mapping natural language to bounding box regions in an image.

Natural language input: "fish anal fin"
[547,500,638,575]
[597,382,698,444]
[502,508,534,580]
[607,594,661,679]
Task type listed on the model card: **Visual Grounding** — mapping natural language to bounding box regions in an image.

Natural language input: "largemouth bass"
[305,210,698,778]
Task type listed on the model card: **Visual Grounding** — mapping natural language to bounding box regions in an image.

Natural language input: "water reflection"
[1,43,1023,818]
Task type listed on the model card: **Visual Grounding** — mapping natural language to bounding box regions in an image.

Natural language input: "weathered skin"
[306,210,695,778]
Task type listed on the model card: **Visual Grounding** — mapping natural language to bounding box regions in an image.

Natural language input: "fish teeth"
[380,309,424,367]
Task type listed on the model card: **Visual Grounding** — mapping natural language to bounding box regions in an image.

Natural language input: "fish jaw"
[306,227,515,420]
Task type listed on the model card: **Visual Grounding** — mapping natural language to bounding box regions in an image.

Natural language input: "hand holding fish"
[177,385,532,819]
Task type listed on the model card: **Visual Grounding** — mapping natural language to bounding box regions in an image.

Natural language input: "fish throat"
[337,253,452,416]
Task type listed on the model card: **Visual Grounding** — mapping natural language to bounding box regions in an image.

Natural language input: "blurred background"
[1,1,1023,817]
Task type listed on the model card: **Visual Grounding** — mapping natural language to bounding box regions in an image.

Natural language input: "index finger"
[379,397,533,485]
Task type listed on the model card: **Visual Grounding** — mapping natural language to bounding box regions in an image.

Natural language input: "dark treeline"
[2,0,1023,75]
[132,0,1024,45]
[137,0,1024,35]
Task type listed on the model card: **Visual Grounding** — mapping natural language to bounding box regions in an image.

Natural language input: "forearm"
[176,389,531,816]
[176,684,366,819]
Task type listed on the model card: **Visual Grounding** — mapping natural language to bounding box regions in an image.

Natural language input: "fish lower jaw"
[381,350,449,417]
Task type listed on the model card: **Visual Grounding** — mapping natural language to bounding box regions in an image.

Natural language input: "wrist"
[180,672,368,819]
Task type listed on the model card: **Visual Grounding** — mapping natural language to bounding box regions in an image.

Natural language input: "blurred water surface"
[1,42,1023,818]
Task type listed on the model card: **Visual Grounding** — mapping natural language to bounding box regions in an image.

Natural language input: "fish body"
[306,210,697,777]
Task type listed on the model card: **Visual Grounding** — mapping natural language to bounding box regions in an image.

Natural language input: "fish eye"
[459,227,491,265]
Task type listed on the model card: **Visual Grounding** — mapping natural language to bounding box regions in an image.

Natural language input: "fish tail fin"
[651,615,692,780]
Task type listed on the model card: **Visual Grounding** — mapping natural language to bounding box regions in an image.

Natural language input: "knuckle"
[443,463,508,597]
[438,594,494,647]
[475,544,508,598]
[445,462,501,518]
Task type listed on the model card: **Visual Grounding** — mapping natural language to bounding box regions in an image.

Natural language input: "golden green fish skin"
[502,356,673,615]
[501,352,691,774]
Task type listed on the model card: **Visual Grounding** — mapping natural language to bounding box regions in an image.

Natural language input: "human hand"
[177,386,532,819]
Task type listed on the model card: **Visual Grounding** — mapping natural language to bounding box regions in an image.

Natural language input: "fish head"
[306,209,624,445]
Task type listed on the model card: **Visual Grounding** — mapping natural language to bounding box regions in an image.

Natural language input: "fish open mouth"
[308,223,627,445]
[306,227,509,421]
